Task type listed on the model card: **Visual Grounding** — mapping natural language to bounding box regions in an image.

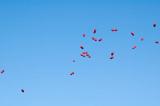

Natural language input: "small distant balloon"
[111,28,118,32]
[0,69,4,74]
[140,37,144,41]
[21,89,25,93]
[69,72,75,76]
[93,28,96,34]
[153,23,156,28]
[82,34,86,37]
[132,45,137,49]
[131,32,135,36]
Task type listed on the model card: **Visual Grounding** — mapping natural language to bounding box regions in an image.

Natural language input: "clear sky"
[0,0,160,106]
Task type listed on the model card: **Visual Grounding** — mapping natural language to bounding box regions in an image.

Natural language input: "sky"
[0,0,160,106]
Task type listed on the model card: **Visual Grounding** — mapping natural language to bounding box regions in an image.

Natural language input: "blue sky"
[0,0,160,106]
